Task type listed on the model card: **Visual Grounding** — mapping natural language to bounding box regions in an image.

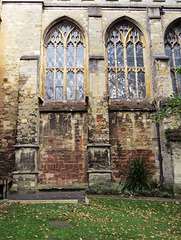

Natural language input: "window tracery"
[45,20,85,101]
[165,22,181,95]
[106,21,146,100]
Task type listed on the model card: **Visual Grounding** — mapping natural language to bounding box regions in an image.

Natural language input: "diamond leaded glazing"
[45,20,85,101]
[106,21,146,99]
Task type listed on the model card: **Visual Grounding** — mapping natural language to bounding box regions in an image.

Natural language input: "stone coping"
[109,100,155,112]
[87,170,112,173]
[40,102,87,112]
[154,55,170,60]
[2,1,181,9]
[12,171,39,175]
[87,144,111,147]
[14,144,39,148]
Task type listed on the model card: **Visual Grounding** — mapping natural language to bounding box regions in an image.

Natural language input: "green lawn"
[0,198,180,240]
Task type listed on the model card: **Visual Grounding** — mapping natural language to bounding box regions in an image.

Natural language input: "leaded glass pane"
[45,20,85,101]
[56,44,64,68]
[128,71,136,99]
[55,72,63,100]
[116,43,124,67]
[174,44,181,67]
[136,43,144,67]
[107,21,145,99]
[67,43,75,68]
[165,44,173,67]
[46,72,54,100]
[117,71,126,99]
[138,71,146,99]
[108,70,116,99]
[67,72,74,100]
[47,43,54,68]
[171,71,176,93]
[107,43,115,67]
[177,73,181,96]
[77,43,84,68]
[77,72,84,101]
[127,43,134,67]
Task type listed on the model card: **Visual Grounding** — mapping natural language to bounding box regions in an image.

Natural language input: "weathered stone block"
[88,171,112,187]
[11,171,38,194]
[88,144,111,169]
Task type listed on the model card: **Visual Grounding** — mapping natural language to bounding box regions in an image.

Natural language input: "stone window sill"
[39,102,87,112]
[109,100,156,112]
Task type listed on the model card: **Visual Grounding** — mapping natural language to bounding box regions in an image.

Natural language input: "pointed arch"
[164,18,181,95]
[44,17,86,101]
[105,18,146,100]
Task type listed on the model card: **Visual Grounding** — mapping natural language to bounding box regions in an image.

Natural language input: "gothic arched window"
[45,20,85,101]
[106,21,146,100]
[165,22,181,95]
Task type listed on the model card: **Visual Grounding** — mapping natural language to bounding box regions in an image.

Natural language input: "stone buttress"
[87,7,112,186]
[11,56,40,193]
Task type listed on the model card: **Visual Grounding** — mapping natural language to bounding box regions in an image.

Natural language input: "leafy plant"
[125,157,152,192]
[151,93,181,124]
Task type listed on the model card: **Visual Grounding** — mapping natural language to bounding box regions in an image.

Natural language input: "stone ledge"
[2,0,44,4]
[87,170,112,173]
[12,171,39,175]
[20,55,40,61]
[40,102,87,112]
[87,144,111,147]
[109,100,155,112]
[154,55,170,61]
[14,144,39,148]
[89,55,104,60]
[38,183,88,190]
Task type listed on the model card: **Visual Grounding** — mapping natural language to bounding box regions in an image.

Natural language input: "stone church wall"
[39,109,88,186]
[0,0,180,194]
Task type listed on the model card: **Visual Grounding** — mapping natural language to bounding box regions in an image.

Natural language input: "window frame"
[105,20,147,100]
[43,19,87,102]
[165,22,181,95]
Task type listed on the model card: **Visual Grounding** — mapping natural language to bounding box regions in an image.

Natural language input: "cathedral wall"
[0,0,180,192]
[39,110,88,186]
[109,104,159,182]
[0,2,42,178]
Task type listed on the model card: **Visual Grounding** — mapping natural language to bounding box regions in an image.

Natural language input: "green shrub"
[125,157,152,192]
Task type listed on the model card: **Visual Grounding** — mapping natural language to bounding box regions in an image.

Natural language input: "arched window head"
[45,20,85,101]
[165,22,181,95]
[106,21,146,100]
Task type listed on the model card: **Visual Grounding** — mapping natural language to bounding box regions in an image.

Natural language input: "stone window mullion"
[74,43,77,100]
[124,43,128,98]
[114,41,118,98]
[134,42,138,98]
[63,43,67,101]
[54,43,57,100]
